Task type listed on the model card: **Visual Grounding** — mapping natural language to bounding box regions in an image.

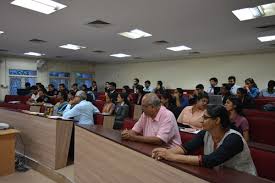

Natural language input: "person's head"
[68,90,76,101]
[133,78,139,85]
[72,83,78,90]
[117,93,129,105]
[105,82,110,87]
[105,92,112,103]
[157,81,163,88]
[59,84,66,91]
[195,84,204,95]
[160,92,173,107]
[228,76,236,86]
[202,105,231,131]
[37,84,45,91]
[174,88,183,98]
[144,80,151,88]
[38,88,46,97]
[136,85,144,94]
[81,84,88,92]
[57,91,68,102]
[237,88,247,99]
[92,81,97,86]
[209,77,218,87]
[73,90,87,104]
[25,82,31,88]
[267,80,275,90]
[48,84,54,91]
[31,86,38,95]
[122,85,130,93]
[194,93,209,110]
[141,93,161,118]
[225,96,243,116]
[109,82,116,91]
[245,78,257,89]
[36,83,42,88]
[220,83,231,96]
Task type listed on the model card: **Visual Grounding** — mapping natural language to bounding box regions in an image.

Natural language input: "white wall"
[95,52,275,91]
[0,56,95,101]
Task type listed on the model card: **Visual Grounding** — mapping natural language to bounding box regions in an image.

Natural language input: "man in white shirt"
[228,76,241,95]
[207,77,218,94]
[26,86,39,105]
[63,90,99,125]
[143,80,154,93]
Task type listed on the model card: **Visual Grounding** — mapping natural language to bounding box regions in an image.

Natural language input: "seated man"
[63,90,99,125]
[26,86,39,105]
[47,84,58,97]
[121,93,181,147]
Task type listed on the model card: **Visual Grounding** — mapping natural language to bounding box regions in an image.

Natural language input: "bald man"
[121,93,181,147]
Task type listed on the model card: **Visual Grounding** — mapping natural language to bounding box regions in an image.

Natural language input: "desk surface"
[76,124,274,183]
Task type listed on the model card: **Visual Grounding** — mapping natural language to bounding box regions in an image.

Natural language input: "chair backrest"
[94,100,105,112]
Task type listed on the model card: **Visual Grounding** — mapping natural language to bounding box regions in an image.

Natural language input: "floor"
[0,169,56,183]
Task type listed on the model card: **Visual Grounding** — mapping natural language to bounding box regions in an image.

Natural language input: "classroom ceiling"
[1,0,275,63]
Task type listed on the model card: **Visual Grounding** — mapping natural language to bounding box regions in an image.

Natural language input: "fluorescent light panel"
[110,53,131,58]
[166,45,192,51]
[119,29,152,39]
[11,0,67,15]
[257,35,275,42]
[232,2,275,21]
[0,31,4,34]
[24,52,45,56]
[59,44,86,50]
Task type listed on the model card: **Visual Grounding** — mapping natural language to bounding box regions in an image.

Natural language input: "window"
[75,72,94,88]
[49,71,70,89]
[9,69,37,95]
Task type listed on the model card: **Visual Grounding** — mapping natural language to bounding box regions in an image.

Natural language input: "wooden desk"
[0,109,73,170]
[0,129,19,176]
[75,125,273,183]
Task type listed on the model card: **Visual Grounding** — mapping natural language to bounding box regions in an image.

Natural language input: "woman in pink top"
[225,96,249,142]
[177,93,209,129]
[102,93,115,115]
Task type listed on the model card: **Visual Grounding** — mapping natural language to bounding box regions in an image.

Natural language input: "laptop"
[208,95,223,105]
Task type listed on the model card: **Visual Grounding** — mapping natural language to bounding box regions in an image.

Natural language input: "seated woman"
[113,93,130,130]
[102,93,115,115]
[260,80,275,97]
[220,83,231,105]
[154,80,165,95]
[160,91,178,117]
[152,105,257,176]
[244,78,259,99]
[122,85,134,102]
[136,85,145,105]
[177,93,209,129]
[53,91,68,116]
[225,96,249,142]
[36,88,50,104]
[237,88,255,109]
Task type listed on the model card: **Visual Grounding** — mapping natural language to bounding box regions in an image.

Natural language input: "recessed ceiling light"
[110,53,131,58]
[0,31,4,34]
[166,45,192,51]
[257,35,275,42]
[232,2,275,21]
[59,44,86,50]
[11,0,67,15]
[118,29,152,39]
[24,52,45,56]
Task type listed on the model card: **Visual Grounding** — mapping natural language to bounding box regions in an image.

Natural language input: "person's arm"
[247,88,259,98]
[92,105,100,114]
[63,104,81,119]
[122,129,163,145]
[243,130,249,142]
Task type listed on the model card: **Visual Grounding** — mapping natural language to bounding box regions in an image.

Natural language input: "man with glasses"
[121,93,181,147]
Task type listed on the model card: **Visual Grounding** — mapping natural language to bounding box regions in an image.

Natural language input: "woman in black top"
[152,105,257,175]
[237,88,256,109]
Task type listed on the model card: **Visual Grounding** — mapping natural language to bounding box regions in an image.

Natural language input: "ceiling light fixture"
[166,45,192,51]
[24,52,45,56]
[110,53,131,58]
[232,2,275,21]
[11,0,67,15]
[59,44,86,50]
[118,29,152,39]
[257,35,275,42]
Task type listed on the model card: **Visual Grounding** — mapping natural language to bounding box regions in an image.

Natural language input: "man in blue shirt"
[63,90,99,125]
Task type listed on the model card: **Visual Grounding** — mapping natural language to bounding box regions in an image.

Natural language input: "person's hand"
[244,85,250,92]
[152,148,175,161]
[69,99,75,105]
[121,129,135,140]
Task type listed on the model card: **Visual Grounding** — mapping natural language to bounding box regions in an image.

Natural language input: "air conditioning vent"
[153,40,169,45]
[189,51,200,55]
[134,57,143,59]
[0,49,8,52]
[93,50,105,53]
[86,20,111,28]
[29,39,47,43]
[256,24,275,31]
[55,56,64,58]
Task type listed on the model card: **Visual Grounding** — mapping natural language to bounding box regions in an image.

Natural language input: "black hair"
[136,85,144,94]
[109,82,116,88]
[60,91,68,101]
[195,93,209,103]
[222,83,231,91]
[228,76,236,82]
[157,80,163,86]
[207,105,231,129]
[209,77,218,83]
[227,96,244,116]
[134,78,139,83]
[176,88,183,96]
[118,92,130,107]
[196,84,204,90]
[237,88,247,95]
[123,85,130,93]
[31,85,38,91]
[92,81,97,84]
[145,80,151,85]
[59,83,66,88]
[82,84,88,91]
[245,78,258,88]
[72,83,78,87]
[25,82,31,87]
[48,84,54,88]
